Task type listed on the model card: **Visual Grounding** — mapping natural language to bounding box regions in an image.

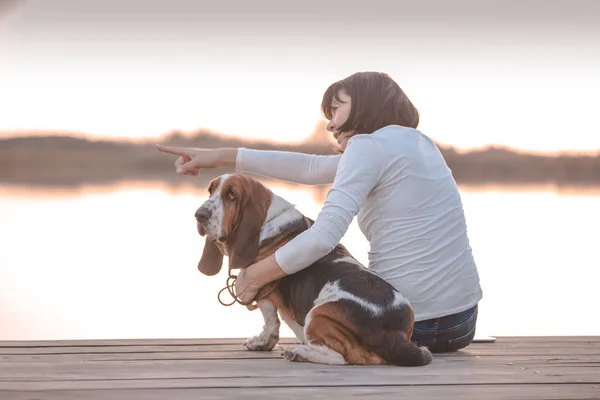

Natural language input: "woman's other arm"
[273,136,383,273]
[234,135,385,304]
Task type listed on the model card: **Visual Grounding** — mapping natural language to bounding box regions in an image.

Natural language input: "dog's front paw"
[243,332,279,351]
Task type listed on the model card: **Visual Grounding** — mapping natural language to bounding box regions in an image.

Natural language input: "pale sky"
[0,0,599,153]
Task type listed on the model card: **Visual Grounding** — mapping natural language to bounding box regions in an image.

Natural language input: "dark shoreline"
[1,133,599,187]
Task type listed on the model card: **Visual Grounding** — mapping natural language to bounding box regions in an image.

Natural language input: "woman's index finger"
[156,144,188,156]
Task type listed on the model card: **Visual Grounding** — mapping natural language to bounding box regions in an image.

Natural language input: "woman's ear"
[197,237,224,276]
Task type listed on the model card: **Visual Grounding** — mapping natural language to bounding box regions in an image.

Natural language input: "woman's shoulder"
[349,125,423,150]
[348,125,420,143]
[372,124,420,138]
[350,125,445,167]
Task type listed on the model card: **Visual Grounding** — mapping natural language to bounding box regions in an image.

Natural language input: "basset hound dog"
[194,173,432,366]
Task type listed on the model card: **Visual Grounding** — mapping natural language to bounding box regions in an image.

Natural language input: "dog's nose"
[195,207,212,222]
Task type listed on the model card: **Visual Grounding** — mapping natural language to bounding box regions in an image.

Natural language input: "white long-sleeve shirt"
[235,125,483,321]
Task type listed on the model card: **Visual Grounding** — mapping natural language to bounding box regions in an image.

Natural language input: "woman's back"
[353,125,483,321]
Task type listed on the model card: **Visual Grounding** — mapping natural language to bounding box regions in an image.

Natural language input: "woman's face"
[326,89,352,150]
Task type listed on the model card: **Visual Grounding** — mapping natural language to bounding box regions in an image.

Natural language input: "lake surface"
[1,180,598,341]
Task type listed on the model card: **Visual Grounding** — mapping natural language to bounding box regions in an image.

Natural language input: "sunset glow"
[1,0,598,153]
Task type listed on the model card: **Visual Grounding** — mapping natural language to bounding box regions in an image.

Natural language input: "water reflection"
[0,180,598,341]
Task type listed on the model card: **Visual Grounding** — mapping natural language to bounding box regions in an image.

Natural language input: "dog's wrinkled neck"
[257,193,307,254]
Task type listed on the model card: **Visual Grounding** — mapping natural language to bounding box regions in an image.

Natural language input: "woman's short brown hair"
[321,71,420,135]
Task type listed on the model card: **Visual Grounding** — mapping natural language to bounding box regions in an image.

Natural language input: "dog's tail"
[357,301,432,366]
[366,330,432,366]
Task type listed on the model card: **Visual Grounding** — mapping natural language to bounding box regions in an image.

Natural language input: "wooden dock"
[1,336,598,399]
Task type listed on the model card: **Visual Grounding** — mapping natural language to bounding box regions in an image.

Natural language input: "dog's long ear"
[198,238,224,276]
[197,222,224,276]
[228,182,270,270]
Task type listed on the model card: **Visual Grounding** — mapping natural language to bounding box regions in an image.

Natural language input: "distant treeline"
[0,129,599,187]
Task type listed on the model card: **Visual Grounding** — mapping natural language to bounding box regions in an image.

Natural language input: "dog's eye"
[227,190,236,201]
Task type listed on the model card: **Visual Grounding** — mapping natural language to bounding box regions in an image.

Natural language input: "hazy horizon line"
[1,128,599,157]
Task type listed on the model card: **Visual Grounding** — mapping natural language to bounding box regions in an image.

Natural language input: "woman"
[157,71,483,353]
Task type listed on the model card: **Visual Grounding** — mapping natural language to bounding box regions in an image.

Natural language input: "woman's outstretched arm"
[236,148,340,185]
[155,145,340,185]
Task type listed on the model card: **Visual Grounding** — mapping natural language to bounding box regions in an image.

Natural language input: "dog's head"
[195,173,272,276]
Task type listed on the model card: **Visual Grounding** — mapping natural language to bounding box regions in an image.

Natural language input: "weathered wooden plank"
[0,345,600,362]
[1,357,596,376]
[2,384,600,400]
[0,344,276,355]
[0,350,285,362]
[0,336,596,348]
[0,338,299,348]
[488,336,599,343]
[2,351,599,365]
[1,358,599,390]
[1,336,598,354]
[2,372,600,391]
[461,347,600,356]
[0,339,592,352]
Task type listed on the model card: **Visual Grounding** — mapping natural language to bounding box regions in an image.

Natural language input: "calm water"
[1,180,598,341]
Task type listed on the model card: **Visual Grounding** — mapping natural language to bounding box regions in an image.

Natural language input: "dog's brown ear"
[198,238,224,276]
[227,183,270,270]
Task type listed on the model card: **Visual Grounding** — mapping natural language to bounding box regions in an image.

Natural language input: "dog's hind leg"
[243,299,280,351]
[286,303,386,365]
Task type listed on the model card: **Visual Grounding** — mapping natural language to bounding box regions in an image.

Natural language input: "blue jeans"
[410,304,478,353]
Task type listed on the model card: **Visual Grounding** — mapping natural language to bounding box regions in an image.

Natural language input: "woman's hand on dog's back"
[156,145,238,175]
